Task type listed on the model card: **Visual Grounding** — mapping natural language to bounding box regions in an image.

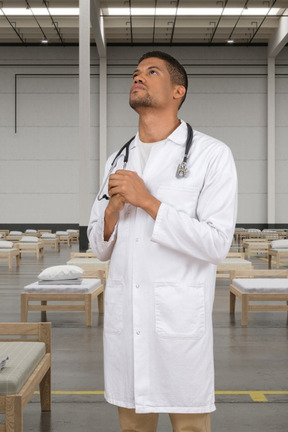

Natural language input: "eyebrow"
[133,65,162,75]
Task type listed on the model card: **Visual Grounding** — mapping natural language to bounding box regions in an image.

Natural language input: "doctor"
[88,51,237,432]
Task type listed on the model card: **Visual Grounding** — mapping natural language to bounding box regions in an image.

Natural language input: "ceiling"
[0,0,287,46]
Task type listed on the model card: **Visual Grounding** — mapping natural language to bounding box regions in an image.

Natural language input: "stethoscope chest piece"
[176,161,188,178]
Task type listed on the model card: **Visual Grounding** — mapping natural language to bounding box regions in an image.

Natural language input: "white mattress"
[0,248,18,254]
[232,278,288,293]
[67,258,110,266]
[243,242,268,246]
[23,278,101,293]
[219,258,252,267]
[270,248,288,253]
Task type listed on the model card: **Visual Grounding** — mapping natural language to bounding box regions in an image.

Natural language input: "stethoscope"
[97,123,193,201]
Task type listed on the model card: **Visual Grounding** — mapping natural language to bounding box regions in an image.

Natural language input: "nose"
[134,72,144,84]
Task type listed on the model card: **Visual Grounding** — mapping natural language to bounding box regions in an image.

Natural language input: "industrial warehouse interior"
[0,1,288,431]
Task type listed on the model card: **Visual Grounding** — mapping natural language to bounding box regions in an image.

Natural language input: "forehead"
[137,57,168,71]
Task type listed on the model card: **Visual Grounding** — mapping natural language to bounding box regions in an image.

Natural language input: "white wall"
[0,46,99,224]
[0,45,287,225]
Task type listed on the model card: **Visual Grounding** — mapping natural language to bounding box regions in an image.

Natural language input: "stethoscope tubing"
[97,123,193,201]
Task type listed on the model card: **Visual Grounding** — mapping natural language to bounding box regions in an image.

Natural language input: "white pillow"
[38,265,84,281]
[56,231,68,236]
[67,229,77,233]
[271,239,288,249]
[41,233,56,238]
[25,229,37,233]
[20,236,39,243]
[0,241,14,249]
[9,231,22,236]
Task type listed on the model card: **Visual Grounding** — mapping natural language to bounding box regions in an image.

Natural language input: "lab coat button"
[136,331,140,335]
[136,284,140,289]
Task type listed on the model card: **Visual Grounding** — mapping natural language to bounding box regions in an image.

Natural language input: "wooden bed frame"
[230,269,288,326]
[0,322,51,432]
[21,275,104,326]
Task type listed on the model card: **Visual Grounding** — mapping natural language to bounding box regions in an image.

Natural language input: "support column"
[267,56,275,225]
[99,56,107,184]
[79,0,90,250]
[90,0,107,187]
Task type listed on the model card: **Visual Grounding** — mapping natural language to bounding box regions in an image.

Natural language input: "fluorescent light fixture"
[177,8,223,16]
[48,8,79,16]
[241,8,279,16]
[227,39,234,44]
[1,8,33,15]
[0,8,79,16]
[107,8,177,16]
[0,6,279,17]
[107,7,280,16]
[41,38,48,44]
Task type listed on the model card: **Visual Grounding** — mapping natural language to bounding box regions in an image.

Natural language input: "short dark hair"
[138,51,188,109]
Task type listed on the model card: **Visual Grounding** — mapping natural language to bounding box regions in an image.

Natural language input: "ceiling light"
[0,8,79,16]
[0,6,280,17]
[108,8,177,16]
[177,8,223,16]
[47,8,79,16]
[41,38,48,44]
[1,8,32,15]
[107,7,280,16]
[242,8,279,16]
[227,39,234,44]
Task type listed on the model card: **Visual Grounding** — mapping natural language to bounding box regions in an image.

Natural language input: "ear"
[173,85,186,102]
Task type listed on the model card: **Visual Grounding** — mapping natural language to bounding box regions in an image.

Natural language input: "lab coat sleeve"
[87,158,118,262]
[151,145,238,265]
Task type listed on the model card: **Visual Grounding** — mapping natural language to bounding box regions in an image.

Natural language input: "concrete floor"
[0,244,288,431]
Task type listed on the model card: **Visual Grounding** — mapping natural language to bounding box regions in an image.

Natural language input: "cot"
[217,252,253,278]
[0,249,20,270]
[41,237,60,252]
[230,269,288,326]
[55,232,72,247]
[66,230,79,243]
[242,239,269,260]
[67,255,110,282]
[21,278,104,326]
[17,241,44,260]
[267,240,288,269]
[0,322,51,432]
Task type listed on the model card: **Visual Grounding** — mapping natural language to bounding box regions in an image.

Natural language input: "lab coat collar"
[133,120,188,148]
[167,119,188,146]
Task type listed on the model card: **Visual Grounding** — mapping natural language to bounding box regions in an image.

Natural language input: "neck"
[138,112,181,143]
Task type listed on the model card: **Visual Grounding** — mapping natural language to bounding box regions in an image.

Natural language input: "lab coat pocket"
[157,185,199,216]
[154,282,205,339]
[104,280,123,334]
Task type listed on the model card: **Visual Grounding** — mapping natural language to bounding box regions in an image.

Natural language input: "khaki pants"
[118,407,211,432]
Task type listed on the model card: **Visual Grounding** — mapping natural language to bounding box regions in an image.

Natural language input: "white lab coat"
[88,121,238,414]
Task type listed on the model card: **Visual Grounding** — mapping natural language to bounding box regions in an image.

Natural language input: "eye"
[150,70,157,75]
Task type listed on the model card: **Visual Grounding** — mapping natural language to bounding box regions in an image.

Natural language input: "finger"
[108,184,123,197]
[114,169,136,175]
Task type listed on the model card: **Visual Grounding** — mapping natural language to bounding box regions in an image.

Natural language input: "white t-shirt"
[137,137,166,170]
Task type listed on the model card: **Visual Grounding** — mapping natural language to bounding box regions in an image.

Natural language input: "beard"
[129,92,155,110]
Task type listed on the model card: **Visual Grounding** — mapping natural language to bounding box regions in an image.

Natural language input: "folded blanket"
[38,279,82,285]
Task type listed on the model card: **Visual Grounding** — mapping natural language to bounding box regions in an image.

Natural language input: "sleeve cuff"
[151,203,167,244]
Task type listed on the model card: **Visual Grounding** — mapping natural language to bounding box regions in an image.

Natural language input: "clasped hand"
[108,170,150,210]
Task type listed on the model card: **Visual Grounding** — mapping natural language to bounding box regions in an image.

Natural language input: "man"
[88,51,237,432]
